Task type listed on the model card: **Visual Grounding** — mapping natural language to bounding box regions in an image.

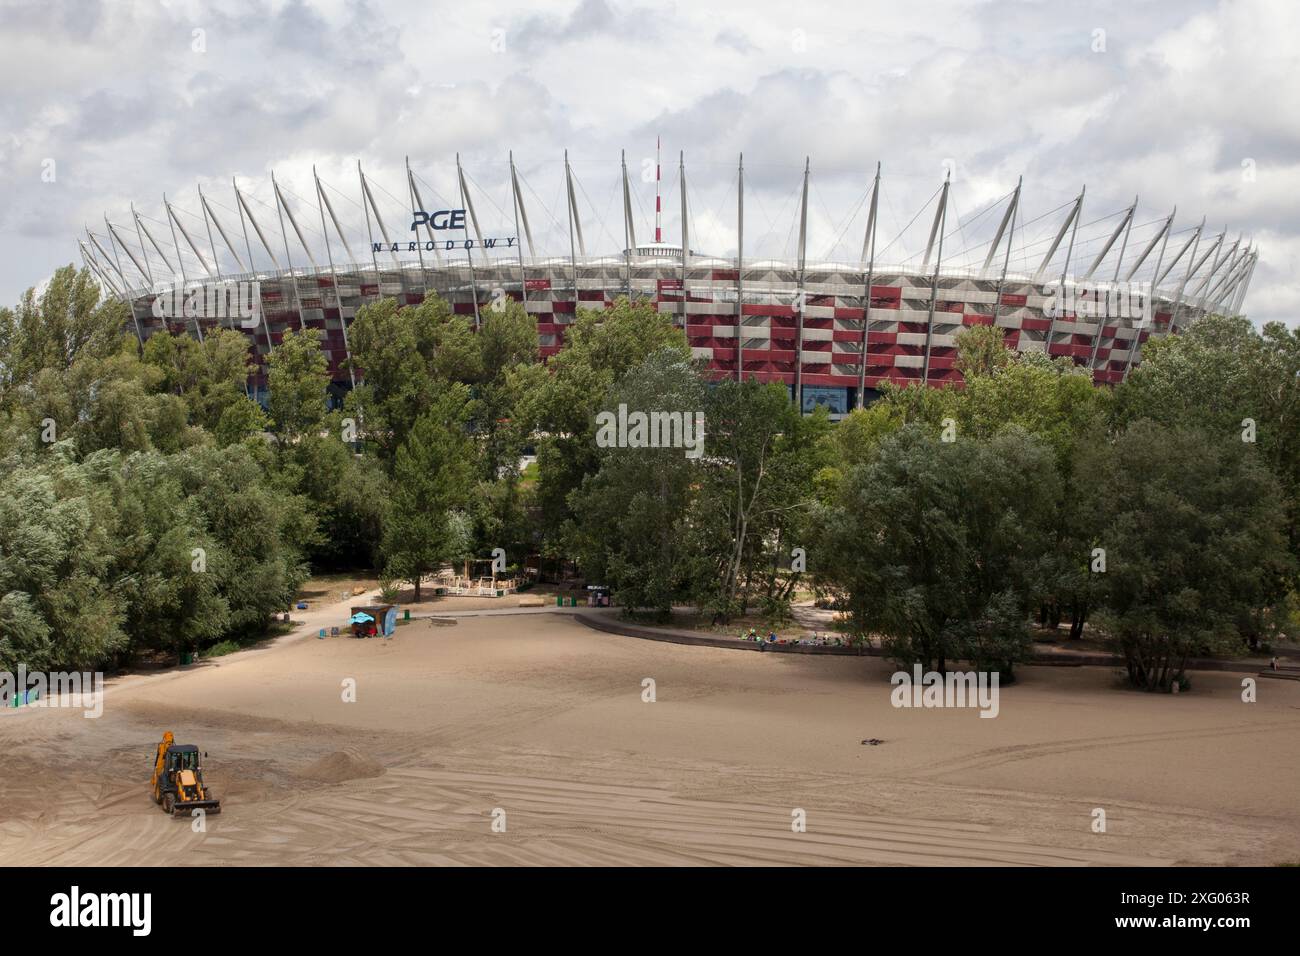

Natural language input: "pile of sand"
[300,748,386,783]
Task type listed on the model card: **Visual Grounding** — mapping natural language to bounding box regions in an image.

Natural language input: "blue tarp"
[350,612,374,624]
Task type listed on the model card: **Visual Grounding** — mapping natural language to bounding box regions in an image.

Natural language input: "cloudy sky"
[2,0,1297,324]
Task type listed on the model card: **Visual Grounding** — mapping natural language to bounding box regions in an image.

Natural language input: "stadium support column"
[856,162,881,409]
[1211,245,1250,315]
[736,153,745,383]
[680,151,691,331]
[794,157,809,409]
[232,180,275,360]
[1204,236,1244,310]
[163,194,204,343]
[1176,229,1224,329]
[105,216,151,289]
[81,237,125,301]
[1083,197,1136,280]
[1033,189,1083,282]
[79,240,111,295]
[990,176,1021,351]
[358,162,381,302]
[130,204,155,286]
[200,188,247,275]
[981,179,1019,277]
[564,150,580,314]
[197,185,225,287]
[1043,186,1084,362]
[405,157,428,281]
[406,162,444,269]
[510,151,529,311]
[163,196,188,287]
[315,166,356,391]
[137,210,178,276]
[921,173,950,384]
[1167,220,1205,335]
[359,164,401,269]
[456,154,482,330]
[88,228,127,292]
[271,172,308,332]
[237,181,282,272]
[166,198,216,279]
[621,150,635,300]
[1124,207,1174,282]
[1224,247,1256,314]
[1155,223,1196,287]
[273,174,318,269]
[234,181,275,269]
[1086,197,1138,375]
[317,175,358,267]
[1231,252,1258,316]
[459,160,488,268]
[99,223,144,346]
[1122,208,1174,382]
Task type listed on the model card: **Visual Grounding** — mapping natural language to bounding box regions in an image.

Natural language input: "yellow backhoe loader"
[151,731,222,817]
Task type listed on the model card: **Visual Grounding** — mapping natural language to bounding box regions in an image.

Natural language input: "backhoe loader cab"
[151,732,222,817]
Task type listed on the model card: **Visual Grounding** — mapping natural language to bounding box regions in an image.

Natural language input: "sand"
[2,596,1298,867]
[301,749,386,783]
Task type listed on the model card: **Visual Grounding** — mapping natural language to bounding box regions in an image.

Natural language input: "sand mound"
[300,749,386,783]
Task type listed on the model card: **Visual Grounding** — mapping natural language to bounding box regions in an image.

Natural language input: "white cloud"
[0,0,1293,324]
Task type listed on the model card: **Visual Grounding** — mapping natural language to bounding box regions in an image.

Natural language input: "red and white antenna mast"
[655,136,662,244]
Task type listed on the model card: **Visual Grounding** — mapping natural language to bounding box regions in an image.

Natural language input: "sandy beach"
[2,595,1298,867]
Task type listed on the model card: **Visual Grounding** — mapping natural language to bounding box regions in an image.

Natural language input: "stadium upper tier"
[78,155,1257,414]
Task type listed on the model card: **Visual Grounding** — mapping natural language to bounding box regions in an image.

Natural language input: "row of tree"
[2,265,1296,691]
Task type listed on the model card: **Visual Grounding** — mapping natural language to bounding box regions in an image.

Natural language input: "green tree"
[266,327,329,450]
[0,266,127,401]
[957,353,1111,637]
[1116,314,1300,582]
[1086,422,1294,690]
[518,298,689,554]
[568,349,705,619]
[816,425,1058,677]
[955,322,1012,379]
[0,453,125,671]
[142,327,258,436]
[381,388,477,600]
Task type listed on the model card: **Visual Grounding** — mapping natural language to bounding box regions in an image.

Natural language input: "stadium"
[78,150,1259,416]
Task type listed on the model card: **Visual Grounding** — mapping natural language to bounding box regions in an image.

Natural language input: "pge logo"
[410,209,467,231]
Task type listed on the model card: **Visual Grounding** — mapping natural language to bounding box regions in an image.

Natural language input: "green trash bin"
[404,609,410,621]
[556,595,563,607]
[181,651,194,666]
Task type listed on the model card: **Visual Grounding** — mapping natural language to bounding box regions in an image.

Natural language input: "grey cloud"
[0,0,1293,326]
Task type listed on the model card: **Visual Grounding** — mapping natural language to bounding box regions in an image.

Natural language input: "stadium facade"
[79,153,1258,416]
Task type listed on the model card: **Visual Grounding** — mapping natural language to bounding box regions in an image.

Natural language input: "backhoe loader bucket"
[170,796,222,817]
